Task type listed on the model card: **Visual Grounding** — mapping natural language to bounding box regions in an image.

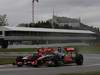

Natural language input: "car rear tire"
[17,64,23,67]
[75,54,83,65]
[16,56,23,67]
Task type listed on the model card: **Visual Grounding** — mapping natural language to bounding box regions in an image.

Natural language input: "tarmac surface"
[0,54,100,75]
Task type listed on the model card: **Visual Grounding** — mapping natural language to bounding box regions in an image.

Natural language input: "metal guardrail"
[4,36,96,41]
[6,43,89,48]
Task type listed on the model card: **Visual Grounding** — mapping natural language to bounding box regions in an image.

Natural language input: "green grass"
[0,48,37,52]
[76,46,100,53]
[0,46,100,53]
[0,58,15,65]
[59,72,100,75]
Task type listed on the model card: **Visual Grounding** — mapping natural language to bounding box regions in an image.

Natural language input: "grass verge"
[0,58,15,65]
[0,48,37,52]
[76,46,100,53]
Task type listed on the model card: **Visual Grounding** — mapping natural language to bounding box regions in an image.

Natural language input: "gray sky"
[0,0,100,28]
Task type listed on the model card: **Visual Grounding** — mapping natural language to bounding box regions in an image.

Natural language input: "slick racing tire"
[75,54,83,65]
[17,64,23,67]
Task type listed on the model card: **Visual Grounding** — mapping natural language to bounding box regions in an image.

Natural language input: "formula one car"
[14,47,83,67]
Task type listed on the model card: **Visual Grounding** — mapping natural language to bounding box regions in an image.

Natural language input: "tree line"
[0,14,99,32]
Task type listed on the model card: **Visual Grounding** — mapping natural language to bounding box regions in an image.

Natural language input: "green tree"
[0,14,8,26]
[18,23,29,27]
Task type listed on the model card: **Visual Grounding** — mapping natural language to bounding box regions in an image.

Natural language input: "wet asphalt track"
[0,54,100,75]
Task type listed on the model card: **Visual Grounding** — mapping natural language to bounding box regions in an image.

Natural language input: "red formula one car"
[14,47,83,67]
